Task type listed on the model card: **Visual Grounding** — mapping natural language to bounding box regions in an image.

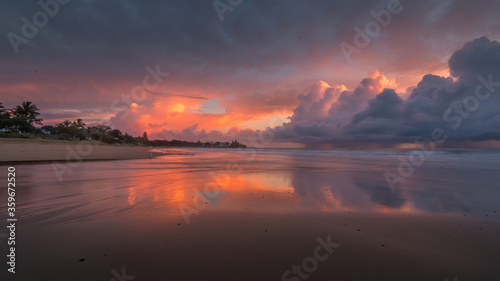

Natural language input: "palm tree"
[13,101,43,125]
[55,123,66,134]
[62,120,72,128]
[0,103,10,118]
[73,118,86,129]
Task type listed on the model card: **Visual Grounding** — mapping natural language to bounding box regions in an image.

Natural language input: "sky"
[1,0,499,147]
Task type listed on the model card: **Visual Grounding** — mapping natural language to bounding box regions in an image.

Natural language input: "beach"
[12,211,500,280]
[0,139,162,163]
[2,0,500,279]
[1,146,500,280]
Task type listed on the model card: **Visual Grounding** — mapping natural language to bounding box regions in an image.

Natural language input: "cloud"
[351,89,403,125]
[449,36,500,82]
[59,36,500,148]
[273,37,500,147]
[2,1,499,103]
[2,0,500,147]
[199,98,226,114]
[147,91,209,100]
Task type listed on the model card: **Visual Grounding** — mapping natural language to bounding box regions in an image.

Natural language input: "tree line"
[0,101,43,132]
[0,101,246,148]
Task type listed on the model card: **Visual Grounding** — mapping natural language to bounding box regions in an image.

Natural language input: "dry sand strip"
[0,139,163,163]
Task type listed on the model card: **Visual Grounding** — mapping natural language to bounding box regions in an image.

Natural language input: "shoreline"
[2,139,500,280]
[0,138,163,164]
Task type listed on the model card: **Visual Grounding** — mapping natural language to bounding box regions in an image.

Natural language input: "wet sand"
[1,148,499,280]
[0,139,162,163]
[8,211,500,280]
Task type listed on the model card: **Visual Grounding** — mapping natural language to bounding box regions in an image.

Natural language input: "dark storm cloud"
[2,0,497,81]
[273,37,500,146]
[449,36,500,82]
[0,0,353,75]
[351,89,403,125]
